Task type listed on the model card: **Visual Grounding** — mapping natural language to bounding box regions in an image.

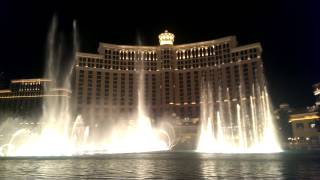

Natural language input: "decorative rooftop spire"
[158,30,175,45]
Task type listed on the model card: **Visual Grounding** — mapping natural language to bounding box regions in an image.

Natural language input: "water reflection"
[0,152,320,179]
[199,155,284,179]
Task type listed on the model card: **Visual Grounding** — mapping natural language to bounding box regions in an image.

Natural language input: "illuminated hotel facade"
[0,79,70,119]
[74,30,264,123]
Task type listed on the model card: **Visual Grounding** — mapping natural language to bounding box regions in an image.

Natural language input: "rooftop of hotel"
[89,31,262,53]
[11,78,51,84]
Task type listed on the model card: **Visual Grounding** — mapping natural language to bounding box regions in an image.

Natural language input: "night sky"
[0,0,319,108]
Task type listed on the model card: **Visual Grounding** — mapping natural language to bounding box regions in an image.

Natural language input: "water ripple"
[0,152,319,179]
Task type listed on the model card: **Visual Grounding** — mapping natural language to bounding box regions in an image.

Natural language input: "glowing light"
[104,63,171,153]
[0,18,171,157]
[0,90,11,93]
[158,30,175,45]
[11,79,51,84]
[289,115,320,122]
[197,84,282,154]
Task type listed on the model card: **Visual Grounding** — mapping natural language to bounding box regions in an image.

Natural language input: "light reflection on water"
[0,152,319,179]
[199,155,284,179]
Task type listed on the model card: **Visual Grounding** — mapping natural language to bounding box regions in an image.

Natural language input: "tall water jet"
[0,17,90,156]
[0,18,172,156]
[197,74,282,153]
[105,51,171,153]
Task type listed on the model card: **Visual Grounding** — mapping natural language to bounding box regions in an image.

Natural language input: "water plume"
[197,81,282,153]
[0,17,172,156]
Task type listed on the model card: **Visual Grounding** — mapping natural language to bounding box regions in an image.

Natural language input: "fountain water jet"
[0,17,171,156]
[197,81,282,153]
[104,53,170,153]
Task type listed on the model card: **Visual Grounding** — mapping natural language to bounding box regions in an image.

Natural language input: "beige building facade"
[74,31,264,124]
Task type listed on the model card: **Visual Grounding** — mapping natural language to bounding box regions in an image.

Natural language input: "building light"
[289,115,320,122]
[158,30,175,45]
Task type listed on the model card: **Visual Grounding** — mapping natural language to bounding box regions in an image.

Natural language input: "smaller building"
[0,78,70,120]
[274,103,293,145]
[289,106,320,147]
[0,78,71,144]
[287,83,320,149]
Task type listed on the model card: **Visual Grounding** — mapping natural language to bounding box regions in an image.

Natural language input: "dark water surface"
[0,151,319,179]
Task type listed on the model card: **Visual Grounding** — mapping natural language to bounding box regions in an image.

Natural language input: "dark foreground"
[0,151,319,179]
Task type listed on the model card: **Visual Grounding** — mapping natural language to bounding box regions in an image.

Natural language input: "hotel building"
[288,83,320,148]
[0,79,70,119]
[74,30,264,124]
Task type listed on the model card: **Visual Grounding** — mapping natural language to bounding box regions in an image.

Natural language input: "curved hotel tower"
[74,31,263,125]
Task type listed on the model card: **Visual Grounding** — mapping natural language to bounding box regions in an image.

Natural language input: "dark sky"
[0,0,319,108]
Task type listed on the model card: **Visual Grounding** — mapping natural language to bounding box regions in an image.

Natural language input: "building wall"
[0,79,51,119]
[0,79,70,120]
[291,119,320,138]
[74,34,263,124]
[274,104,293,143]
[290,112,320,140]
[286,84,320,148]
